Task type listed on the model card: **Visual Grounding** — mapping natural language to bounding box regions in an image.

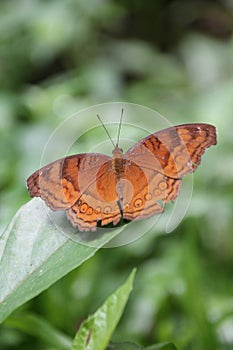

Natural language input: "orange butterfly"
[27,120,216,231]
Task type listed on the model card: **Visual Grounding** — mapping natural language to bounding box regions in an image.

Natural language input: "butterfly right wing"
[125,123,217,179]
[120,123,216,221]
[115,158,182,222]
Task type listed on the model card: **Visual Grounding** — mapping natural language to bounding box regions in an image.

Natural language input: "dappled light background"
[0,1,233,349]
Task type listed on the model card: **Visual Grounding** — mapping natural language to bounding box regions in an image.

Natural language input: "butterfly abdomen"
[113,157,125,180]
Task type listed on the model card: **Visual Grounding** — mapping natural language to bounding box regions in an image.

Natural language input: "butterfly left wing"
[27,153,110,210]
[124,123,217,179]
[27,153,122,231]
[66,160,122,231]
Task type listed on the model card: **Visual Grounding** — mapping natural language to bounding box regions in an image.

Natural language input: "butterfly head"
[112,145,123,158]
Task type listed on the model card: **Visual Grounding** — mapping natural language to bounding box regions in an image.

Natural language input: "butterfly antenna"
[116,108,124,147]
[96,114,116,148]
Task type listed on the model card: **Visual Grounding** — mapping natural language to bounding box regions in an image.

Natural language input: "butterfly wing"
[125,123,217,178]
[66,160,122,231]
[116,159,182,221]
[27,153,121,231]
[121,123,216,220]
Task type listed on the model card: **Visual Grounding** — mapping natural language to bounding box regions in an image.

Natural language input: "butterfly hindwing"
[66,160,121,231]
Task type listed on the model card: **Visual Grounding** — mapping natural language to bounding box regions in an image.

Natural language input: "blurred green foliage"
[0,0,233,349]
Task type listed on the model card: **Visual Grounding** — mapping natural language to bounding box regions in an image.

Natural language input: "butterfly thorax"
[112,145,124,180]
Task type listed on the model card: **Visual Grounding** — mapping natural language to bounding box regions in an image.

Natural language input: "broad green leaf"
[71,269,136,350]
[4,313,72,350]
[0,199,123,323]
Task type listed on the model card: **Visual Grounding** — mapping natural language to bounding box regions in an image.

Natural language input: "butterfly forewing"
[27,153,111,209]
[125,123,217,178]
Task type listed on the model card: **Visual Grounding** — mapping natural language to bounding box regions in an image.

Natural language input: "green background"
[0,0,233,349]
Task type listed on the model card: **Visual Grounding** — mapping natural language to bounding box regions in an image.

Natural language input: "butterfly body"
[112,146,125,180]
[27,123,217,231]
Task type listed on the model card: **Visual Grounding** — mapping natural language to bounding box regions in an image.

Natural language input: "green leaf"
[4,313,72,350]
[0,199,123,323]
[71,269,136,350]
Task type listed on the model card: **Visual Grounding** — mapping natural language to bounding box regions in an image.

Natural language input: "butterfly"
[27,120,217,231]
